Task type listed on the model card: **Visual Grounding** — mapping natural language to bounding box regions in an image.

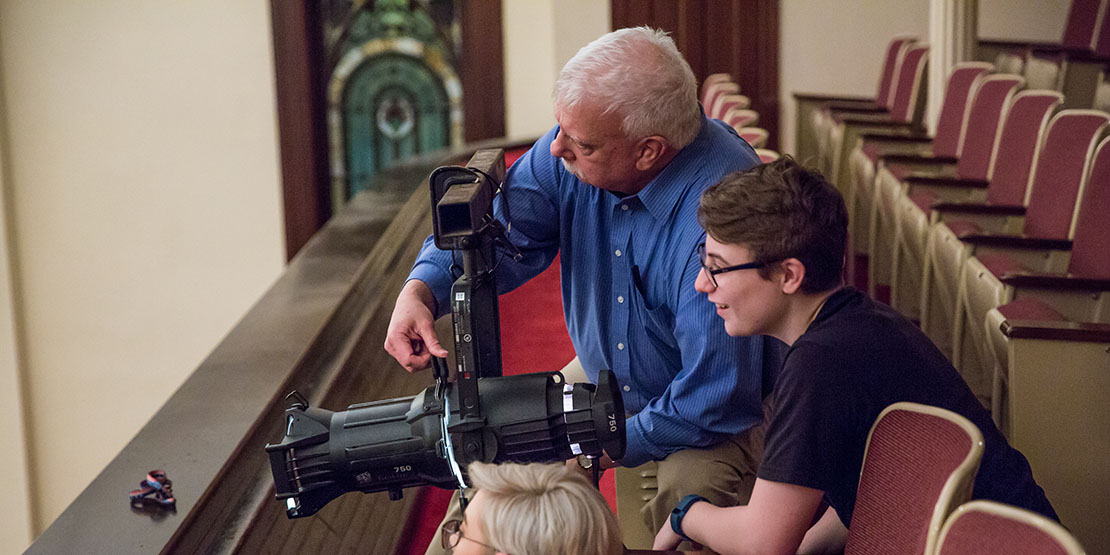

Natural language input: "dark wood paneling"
[611,0,781,149]
[271,0,331,261]
[460,0,506,143]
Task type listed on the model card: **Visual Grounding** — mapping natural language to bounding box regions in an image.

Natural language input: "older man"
[385,27,777,548]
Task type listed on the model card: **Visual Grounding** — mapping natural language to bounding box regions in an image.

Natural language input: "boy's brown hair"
[698,156,848,293]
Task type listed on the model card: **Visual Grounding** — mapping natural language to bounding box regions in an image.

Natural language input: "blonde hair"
[466,462,623,555]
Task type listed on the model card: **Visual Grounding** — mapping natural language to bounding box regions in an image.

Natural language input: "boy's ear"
[779,258,806,294]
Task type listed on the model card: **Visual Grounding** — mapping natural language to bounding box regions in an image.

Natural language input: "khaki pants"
[423,358,768,554]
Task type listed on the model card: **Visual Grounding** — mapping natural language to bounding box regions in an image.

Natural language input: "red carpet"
[396,149,618,554]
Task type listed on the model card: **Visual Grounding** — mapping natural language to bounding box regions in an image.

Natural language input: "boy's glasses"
[697,242,767,288]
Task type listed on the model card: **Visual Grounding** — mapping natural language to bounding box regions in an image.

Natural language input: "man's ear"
[634,135,668,170]
[779,258,806,294]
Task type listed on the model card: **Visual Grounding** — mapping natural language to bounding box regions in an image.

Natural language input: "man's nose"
[550,130,572,159]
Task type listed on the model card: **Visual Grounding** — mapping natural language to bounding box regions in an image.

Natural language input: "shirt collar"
[633,113,710,221]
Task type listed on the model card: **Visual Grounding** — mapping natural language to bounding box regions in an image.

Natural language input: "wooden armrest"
[860,132,933,143]
[882,154,959,165]
[1060,49,1110,64]
[829,104,887,114]
[957,233,1072,250]
[904,176,989,188]
[838,117,915,128]
[1000,272,1110,291]
[1029,44,1098,58]
[932,201,1023,215]
[977,39,1055,51]
[793,92,875,103]
[1001,319,1110,342]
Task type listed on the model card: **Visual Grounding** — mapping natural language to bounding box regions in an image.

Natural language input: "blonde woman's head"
[459,462,623,555]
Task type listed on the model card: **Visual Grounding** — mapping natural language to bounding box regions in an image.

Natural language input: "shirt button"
[621,204,629,211]
[615,249,622,257]
[617,342,625,350]
[623,385,631,392]
[617,295,624,304]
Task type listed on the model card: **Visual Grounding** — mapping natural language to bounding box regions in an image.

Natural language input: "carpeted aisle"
[395,149,619,555]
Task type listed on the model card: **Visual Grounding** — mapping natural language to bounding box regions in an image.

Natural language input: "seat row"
[700,73,780,163]
[793,28,1110,554]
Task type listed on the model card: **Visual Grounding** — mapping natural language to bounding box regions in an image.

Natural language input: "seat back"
[737,126,769,149]
[1069,135,1110,277]
[845,403,985,555]
[953,74,1025,180]
[711,93,750,120]
[983,91,1064,205]
[724,108,759,130]
[1062,0,1107,51]
[936,500,1085,555]
[754,148,780,163]
[877,37,918,109]
[1097,3,1110,57]
[699,73,733,106]
[703,81,739,117]
[1021,110,1110,239]
[932,62,994,158]
[888,45,930,124]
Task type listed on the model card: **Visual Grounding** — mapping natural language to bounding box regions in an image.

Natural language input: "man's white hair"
[467,462,623,555]
[554,26,702,149]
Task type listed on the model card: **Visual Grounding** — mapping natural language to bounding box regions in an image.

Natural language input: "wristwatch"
[576,454,594,470]
[670,494,708,541]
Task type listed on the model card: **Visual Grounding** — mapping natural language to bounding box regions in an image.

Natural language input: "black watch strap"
[670,494,708,541]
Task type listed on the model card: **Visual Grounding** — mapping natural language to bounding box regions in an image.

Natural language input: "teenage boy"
[655,157,1057,554]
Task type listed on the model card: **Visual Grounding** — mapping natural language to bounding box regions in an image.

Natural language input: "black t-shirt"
[757,288,1057,526]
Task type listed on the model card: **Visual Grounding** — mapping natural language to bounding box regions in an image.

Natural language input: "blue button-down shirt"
[409,115,778,466]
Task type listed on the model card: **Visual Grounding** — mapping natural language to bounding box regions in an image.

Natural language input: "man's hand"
[653,521,684,551]
[384,280,449,372]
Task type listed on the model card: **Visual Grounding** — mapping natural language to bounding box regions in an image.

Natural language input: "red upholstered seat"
[887,163,915,181]
[946,219,983,237]
[936,501,1083,555]
[976,252,1030,279]
[998,297,1066,321]
[863,142,883,163]
[845,404,983,555]
[909,189,938,213]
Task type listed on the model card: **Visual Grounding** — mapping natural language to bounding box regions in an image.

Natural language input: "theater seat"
[999,317,1110,553]
[700,73,733,106]
[845,403,984,555]
[878,76,1028,316]
[846,62,992,299]
[794,36,916,167]
[710,93,751,120]
[948,110,1109,400]
[703,81,739,118]
[754,148,780,163]
[980,134,1110,432]
[825,45,930,200]
[737,127,769,149]
[724,107,760,131]
[936,500,1085,555]
[911,91,1063,359]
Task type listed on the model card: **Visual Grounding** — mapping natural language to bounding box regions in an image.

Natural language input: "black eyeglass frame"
[696,242,769,288]
[441,518,499,552]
